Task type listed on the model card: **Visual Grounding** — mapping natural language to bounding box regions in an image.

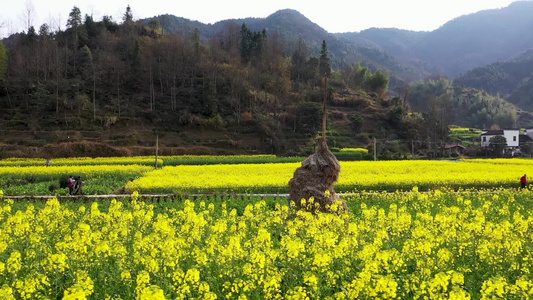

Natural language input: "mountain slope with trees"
[148,2,533,83]
[0,4,530,158]
[0,5,426,158]
[408,78,519,130]
[416,1,533,76]
[142,9,430,87]
[454,49,533,112]
[508,77,533,112]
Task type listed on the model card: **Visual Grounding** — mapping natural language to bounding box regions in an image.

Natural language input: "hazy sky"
[0,0,521,38]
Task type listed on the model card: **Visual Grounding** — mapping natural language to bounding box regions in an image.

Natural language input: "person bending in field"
[73,176,83,195]
[68,175,75,195]
[521,174,527,189]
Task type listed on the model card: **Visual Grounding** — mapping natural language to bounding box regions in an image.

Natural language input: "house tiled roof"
[444,144,465,149]
[481,130,504,136]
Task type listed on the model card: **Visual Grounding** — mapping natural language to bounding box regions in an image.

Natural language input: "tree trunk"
[117,73,121,118]
[93,75,96,120]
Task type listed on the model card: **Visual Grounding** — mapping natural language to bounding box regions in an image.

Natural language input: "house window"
[513,136,517,142]
[483,137,486,142]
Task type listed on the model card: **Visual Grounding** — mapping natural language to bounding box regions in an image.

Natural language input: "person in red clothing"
[68,175,75,195]
[520,174,527,189]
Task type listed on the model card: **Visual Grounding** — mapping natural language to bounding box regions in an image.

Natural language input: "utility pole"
[373,138,377,161]
[322,74,327,139]
[155,134,159,169]
[93,76,96,121]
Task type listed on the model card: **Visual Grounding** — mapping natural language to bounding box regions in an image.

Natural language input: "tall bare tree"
[19,0,35,32]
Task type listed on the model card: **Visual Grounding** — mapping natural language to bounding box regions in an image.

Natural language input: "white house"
[480,129,519,148]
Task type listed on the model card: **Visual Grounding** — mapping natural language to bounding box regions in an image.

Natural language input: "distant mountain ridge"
[141,1,533,84]
[413,1,533,76]
[141,9,429,87]
[338,1,533,77]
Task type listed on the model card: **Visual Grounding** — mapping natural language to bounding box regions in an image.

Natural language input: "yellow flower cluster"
[339,148,369,153]
[337,159,533,191]
[125,163,300,193]
[1,189,533,298]
[449,127,481,133]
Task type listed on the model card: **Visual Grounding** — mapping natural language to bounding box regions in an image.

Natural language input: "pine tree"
[123,5,133,24]
[319,40,331,78]
[67,7,82,29]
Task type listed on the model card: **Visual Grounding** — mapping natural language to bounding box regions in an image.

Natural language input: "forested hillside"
[454,49,533,111]
[0,6,415,158]
[0,5,529,158]
[143,9,430,86]
[146,2,533,97]
[408,78,519,129]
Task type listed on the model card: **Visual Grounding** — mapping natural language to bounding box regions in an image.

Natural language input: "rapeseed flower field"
[0,156,163,167]
[4,157,533,195]
[126,159,533,193]
[0,165,151,195]
[1,189,533,298]
[0,154,301,167]
[4,156,533,298]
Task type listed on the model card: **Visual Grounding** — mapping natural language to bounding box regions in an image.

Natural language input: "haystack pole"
[288,75,348,212]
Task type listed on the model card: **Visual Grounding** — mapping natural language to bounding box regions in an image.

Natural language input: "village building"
[444,144,466,156]
[480,129,520,156]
